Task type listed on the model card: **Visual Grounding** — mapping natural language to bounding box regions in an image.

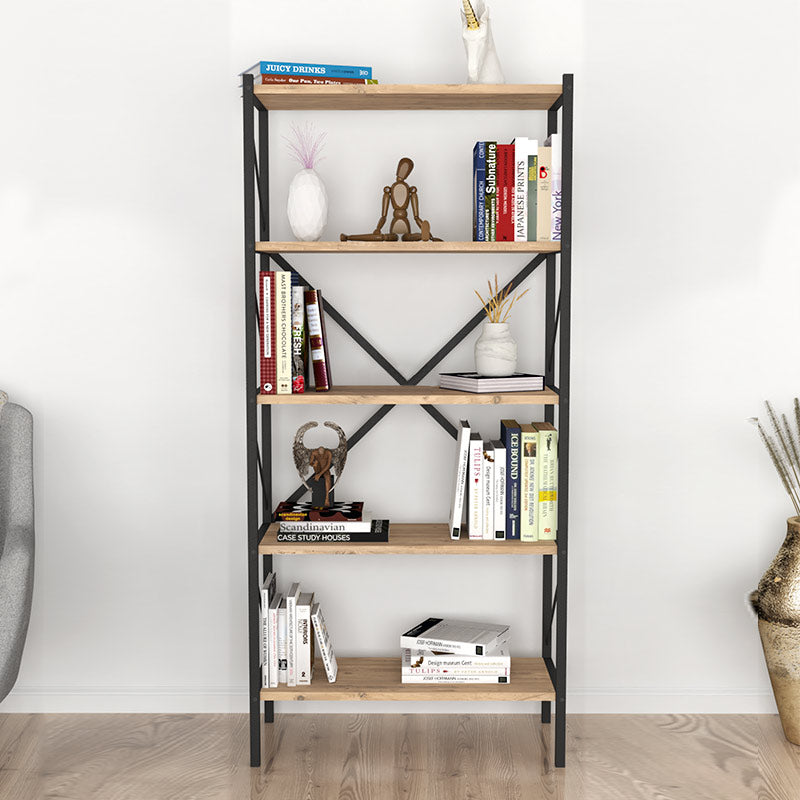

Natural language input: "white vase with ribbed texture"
[474,322,517,376]
[287,168,328,242]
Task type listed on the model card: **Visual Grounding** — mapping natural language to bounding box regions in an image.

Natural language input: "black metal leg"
[541,553,553,723]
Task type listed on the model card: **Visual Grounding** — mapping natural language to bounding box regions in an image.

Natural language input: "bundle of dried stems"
[475,274,529,324]
[753,399,800,516]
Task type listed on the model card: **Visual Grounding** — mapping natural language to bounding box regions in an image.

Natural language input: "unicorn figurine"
[461,0,505,85]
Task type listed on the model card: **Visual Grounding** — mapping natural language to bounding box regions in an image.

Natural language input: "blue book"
[244,60,372,79]
[473,142,486,242]
[500,419,522,539]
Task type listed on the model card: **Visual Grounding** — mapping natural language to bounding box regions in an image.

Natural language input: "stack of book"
[243,60,378,86]
[472,136,561,242]
[274,501,390,543]
[449,419,558,541]
[259,273,333,394]
[260,572,338,687]
[400,618,511,684]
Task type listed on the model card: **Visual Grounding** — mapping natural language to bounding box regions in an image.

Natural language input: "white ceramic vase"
[287,168,328,241]
[474,322,517,376]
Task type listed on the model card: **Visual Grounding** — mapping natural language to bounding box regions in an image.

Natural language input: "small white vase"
[287,168,328,241]
[474,322,517,376]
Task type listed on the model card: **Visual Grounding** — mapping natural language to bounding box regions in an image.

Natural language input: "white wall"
[1,0,799,714]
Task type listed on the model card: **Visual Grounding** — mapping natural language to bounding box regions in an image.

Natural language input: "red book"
[254,75,376,85]
[304,289,332,391]
[259,271,277,394]
[496,145,515,241]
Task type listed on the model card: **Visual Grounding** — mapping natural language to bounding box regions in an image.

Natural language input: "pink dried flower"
[284,123,327,170]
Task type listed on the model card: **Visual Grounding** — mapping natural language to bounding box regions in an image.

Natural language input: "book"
[277,598,288,683]
[244,60,373,79]
[401,673,509,684]
[495,144,515,241]
[439,372,545,393]
[402,641,511,675]
[274,501,364,522]
[536,145,552,242]
[490,440,507,540]
[304,289,332,391]
[296,592,315,685]
[449,420,472,539]
[511,137,530,242]
[545,133,562,241]
[260,571,277,671]
[276,522,390,543]
[276,270,292,394]
[252,75,378,85]
[484,142,497,242]
[268,592,282,688]
[277,518,384,533]
[291,281,308,393]
[285,583,301,686]
[481,442,494,541]
[467,433,484,539]
[500,420,522,540]
[258,272,276,394]
[534,422,558,540]
[311,602,339,683]
[526,145,538,242]
[472,142,486,242]
[401,618,510,656]
[520,424,538,541]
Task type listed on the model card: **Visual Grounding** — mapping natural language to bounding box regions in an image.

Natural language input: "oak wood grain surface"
[1,713,798,799]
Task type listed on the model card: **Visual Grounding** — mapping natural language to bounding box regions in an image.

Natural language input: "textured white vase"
[287,168,328,241]
[475,322,517,376]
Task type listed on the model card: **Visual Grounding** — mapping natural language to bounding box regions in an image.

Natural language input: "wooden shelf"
[256,240,560,254]
[257,385,558,406]
[260,656,554,702]
[254,83,563,111]
[259,523,557,555]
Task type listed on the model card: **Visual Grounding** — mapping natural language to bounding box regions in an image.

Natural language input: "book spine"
[501,421,522,540]
[305,289,332,391]
[311,605,339,683]
[449,421,471,539]
[277,604,287,683]
[520,426,538,541]
[255,75,376,85]
[402,651,511,671]
[496,144,514,241]
[278,520,377,533]
[536,147,552,242]
[512,138,528,242]
[269,596,281,688]
[482,444,494,540]
[400,633,506,656]
[259,272,276,394]
[276,528,390,543]
[402,666,510,676]
[401,674,509,684]
[547,134,562,241]
[493,443,506,539]
[473,142,486,242]
[468,435,484,539]
[250,61,372,79]
[286,584,299,686]
[484,142,497,242]
[291,283,307,393]
[296,604,313,685]
[536,425,558,540]
[527,146,538,242]
[276,271,292,394]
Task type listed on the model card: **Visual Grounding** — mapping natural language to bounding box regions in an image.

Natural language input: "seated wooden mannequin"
[340,157,441,242]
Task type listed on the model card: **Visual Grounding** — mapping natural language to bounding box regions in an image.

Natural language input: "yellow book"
[519,424,538,541]
[534,422,558,540]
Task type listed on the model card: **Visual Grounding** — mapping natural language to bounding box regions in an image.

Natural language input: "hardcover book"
[511,137,530,242]
[295,592,315,685]
[401,617,510,656]
[402,641,510,675]
[285,583,301,686]
[274,501,364,522]
[500,419,522,540]
[439,372,544,393]
[311,602,338,683]
[277,517,383,533]
[253,75,378,85]
[472,142,486,242]
[546,133,562,241]
[259,272,276,394]
[520,424,538,541]
[467,433,484,539]
[244,60,373,79]
[536,146,552,242]
[276,521,390,543]
[260,571,276,677]
[277,598,288,683]
[481,442,494,540]
[495,144,515,241]
[534,422,558,540]
[490,440,506,540]
[276,271,292,394]
[449,420,471,540]
[484,142,497,242]
[291,280,308,393]
[268,592,282,688]
[305,289,332,391]
[401,673,509,684]
[527,144,539,242]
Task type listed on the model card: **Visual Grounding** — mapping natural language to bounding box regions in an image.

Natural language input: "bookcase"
[242,77,573,770]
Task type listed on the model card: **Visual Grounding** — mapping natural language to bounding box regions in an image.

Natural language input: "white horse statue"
[461,0,505,85]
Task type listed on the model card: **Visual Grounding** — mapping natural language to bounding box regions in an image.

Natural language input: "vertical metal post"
[243,74,262,769]
[554,73,574,769]
[257,103,275,727]
[541,98,559,727]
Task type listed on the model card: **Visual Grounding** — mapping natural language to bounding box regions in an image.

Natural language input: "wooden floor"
[1,713,799,799]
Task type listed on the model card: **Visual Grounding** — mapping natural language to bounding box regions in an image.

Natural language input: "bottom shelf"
[260,657,554,702]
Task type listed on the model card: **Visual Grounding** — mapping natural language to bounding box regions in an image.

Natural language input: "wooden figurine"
[292,421,348,507]
[340,158,441,242]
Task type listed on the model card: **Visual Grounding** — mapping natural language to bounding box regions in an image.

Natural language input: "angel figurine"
[292,421,348,507]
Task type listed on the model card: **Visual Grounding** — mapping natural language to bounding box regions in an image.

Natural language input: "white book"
[402,641,510,674]
[511,137,529,242]
[401,674,510,684]
[268,592,282,688]
[467,433,484,540]
[295,592,315,685]
[482,442,494,540]
[401,617,510,656]
[285,582,301,686]
[278,518,378,534]
[520,424,539,541]
[545,133,562,241]
[490,440,506,540]
[311,602,339,683]
[276,270,292,394]
[449,420,471,540]
[277,600,288,683]
[536,146,552,243]
[260,572,276,675]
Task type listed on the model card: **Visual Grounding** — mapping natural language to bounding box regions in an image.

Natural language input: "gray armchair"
[0,392,34,702]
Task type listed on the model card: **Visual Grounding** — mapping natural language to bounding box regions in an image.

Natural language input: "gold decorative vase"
[751,516,800,744]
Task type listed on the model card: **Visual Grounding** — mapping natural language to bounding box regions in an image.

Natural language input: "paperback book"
[439,372,545,393]
[305,288,332,391]
[500,419,522,540]
[252,75,378,85]
[276,521,390,543]
[291,279,308,393]
[277,518,385,534]
[520,423,538,541]
[296,592,315,685]
[402,642,510,675]
[244,60,373,79]
[401,618,510,656]
[449,420,471,539]
[467,432,484,540]
[286,583,301,686]
[311,602,338,683]
[274,501,364,522]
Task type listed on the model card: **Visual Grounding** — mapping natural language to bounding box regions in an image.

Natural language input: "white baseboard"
[0,686,777,715]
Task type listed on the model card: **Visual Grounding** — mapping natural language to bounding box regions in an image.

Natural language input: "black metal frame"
[242,73,573,770]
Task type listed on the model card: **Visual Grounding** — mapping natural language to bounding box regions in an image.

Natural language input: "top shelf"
[253,83,563,111]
